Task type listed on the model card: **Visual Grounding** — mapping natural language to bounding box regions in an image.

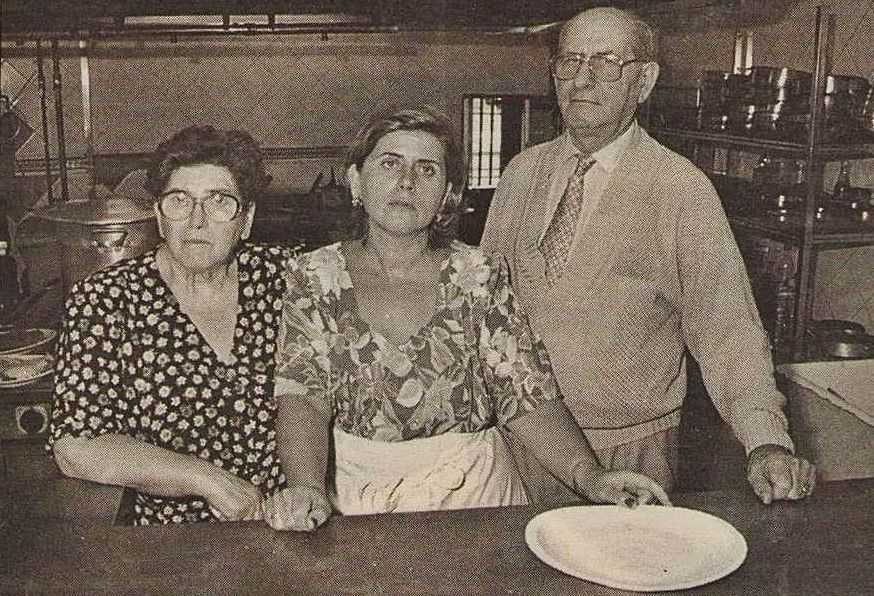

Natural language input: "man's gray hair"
[560,6,659,61]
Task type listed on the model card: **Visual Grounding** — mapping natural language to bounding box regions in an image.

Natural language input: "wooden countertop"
[2,478,873,595]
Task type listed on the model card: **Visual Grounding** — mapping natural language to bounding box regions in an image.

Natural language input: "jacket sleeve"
[479,149,534,255]
[673,166,794,456]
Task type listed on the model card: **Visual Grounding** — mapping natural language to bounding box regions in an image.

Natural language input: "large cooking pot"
[814,332,874,359]
[36,185,159,293]
[748,66,811,96]
[806,319,872,359]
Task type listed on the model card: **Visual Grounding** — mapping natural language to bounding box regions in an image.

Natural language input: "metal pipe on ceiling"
[2,22,403,42]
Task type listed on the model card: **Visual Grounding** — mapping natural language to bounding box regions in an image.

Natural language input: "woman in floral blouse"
[264,106,670,531]
[49,125,292,524]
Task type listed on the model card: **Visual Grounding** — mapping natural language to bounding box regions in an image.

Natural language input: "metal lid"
[36,184,155,225]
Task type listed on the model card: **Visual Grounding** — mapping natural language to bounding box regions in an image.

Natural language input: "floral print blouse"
[48,243,291,524]
[275,241,560,442]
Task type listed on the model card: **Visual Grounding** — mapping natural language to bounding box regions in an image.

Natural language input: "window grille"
[464,96,502,189]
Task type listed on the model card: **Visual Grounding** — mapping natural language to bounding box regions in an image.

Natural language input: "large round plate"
[0,354,55,388]
[0,328,57,356]
[525,505,747,592]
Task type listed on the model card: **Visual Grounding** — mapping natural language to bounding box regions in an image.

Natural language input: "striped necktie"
[539,155,596,285]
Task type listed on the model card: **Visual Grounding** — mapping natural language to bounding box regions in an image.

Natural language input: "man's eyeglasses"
[157,190,247,223]
[550,52,646,83]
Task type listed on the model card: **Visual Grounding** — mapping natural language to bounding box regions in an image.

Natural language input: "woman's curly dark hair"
[145,125,270,203]
[345,105,467,248]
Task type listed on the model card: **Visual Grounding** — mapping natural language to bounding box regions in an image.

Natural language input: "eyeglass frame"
[156,189,250,223]
[550,52,648,82]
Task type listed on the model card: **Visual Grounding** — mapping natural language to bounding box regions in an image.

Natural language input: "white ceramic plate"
[0,328,57,356]
[0,353,55,388]
[525,505,747,592]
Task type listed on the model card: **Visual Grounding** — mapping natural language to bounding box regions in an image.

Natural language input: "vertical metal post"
[463,97,472,184]
[79,39,95,190]
[521,98,531,150]
[35,40,54,204]
[487,98,496,186]
[477,98,484,187]
[50,39,69,203]
[792,6,831,361]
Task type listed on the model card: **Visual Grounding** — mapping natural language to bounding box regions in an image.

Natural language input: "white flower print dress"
[49,244,292,524]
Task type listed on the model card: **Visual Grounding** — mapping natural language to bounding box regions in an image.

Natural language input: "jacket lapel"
[514,139,562,297]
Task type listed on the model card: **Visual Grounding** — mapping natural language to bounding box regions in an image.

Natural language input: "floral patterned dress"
[48,243,291,524]
[275,241,561,442]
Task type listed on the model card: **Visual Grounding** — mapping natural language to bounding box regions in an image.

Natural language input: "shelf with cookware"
[648,7,874,363]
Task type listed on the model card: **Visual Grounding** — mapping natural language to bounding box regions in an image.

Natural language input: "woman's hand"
[577,468,673,507]
[197,465,265,521]
[263,485,332,532]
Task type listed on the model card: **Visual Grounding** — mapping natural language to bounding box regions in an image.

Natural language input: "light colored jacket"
[480,127,793,453]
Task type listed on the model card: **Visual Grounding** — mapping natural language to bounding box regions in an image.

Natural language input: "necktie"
[539,155,596,285]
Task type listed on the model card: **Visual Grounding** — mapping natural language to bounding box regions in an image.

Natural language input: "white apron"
[331,427,529,515]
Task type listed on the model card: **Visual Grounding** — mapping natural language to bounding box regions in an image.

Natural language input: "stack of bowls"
[0,328,56,388]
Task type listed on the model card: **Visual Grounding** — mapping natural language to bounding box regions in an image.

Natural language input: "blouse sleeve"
[274,258,332,407]
[478,252,562,426]
[48,276,132,450]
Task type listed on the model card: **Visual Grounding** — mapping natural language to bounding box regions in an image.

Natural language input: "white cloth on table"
[777,359,874,427]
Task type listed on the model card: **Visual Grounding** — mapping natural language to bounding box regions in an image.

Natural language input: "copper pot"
[825,75,870,97]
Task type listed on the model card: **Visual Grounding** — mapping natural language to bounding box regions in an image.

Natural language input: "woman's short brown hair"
[145,125,270,203]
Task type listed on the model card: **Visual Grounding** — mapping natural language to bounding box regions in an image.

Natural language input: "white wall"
[2,32,551,192]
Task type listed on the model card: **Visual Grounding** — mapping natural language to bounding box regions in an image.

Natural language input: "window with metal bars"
[464,96,502,189]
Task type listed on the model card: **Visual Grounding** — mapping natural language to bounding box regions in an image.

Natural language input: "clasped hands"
[201,468,330,530]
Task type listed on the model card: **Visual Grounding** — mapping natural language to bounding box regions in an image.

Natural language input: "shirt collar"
[559,120,639,173]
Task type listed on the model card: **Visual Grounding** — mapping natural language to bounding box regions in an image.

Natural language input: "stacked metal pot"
[696,66,872,142]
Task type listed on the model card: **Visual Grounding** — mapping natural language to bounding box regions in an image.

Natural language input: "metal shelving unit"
[651,7,874,362]
[654,128,874,161]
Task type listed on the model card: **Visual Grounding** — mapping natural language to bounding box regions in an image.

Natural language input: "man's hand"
[746,444,816,504]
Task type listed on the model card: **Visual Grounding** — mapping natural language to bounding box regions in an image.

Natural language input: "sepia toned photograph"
[1,1,872,594]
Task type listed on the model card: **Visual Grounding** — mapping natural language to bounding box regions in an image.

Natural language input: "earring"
[351,195,362,208]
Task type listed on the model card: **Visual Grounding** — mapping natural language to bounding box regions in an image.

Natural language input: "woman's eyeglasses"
[550,52,645,82]
[157,190,247,222]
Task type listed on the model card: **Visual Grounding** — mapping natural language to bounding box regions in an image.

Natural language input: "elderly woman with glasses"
[48,125,294,525]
